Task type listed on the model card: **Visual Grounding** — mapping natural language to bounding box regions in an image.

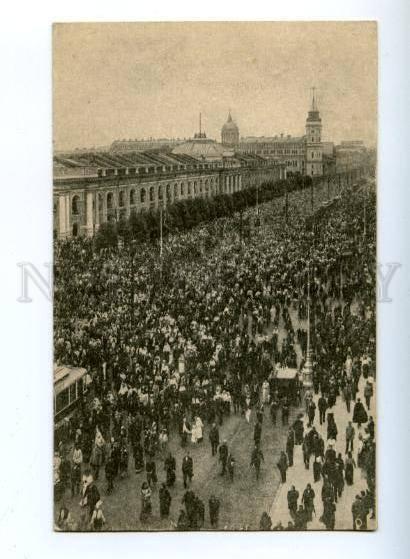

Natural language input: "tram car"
[54,364,89,429]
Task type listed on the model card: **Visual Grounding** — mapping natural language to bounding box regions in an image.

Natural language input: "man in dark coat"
[270,397,279,425]
[294,504,308,530]
[195,496,205,529]
[281,400,289,425]
[164,452,176,487]
[302,434,311,470]
[345,421,355,454]
[159,483,172,518]
[302,483,316,521]
[219,440,229,476]
[133,441,144,474]
[209,495,220,528]
[343,383,352,413]
[353,398,368,428]
[227,453,235,481]
[318,394,328,425]
[251,445,265,480]
[254,420,262,447]
[307,400,316,427]
[105,454,115,494]
[293,415,304,445]
[82,473,100,521]
[146,458,157,487]
[276,451,288,483]
[287,485,299,519]
[366,416,375,440]
[322,498,336,530]
[182,489,197,529]
[314,433,325,459]
[286,428,295,467]
[209,423,220,456]
[182,452,193,489]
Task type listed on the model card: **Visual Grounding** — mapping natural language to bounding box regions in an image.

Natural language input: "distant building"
[172,131,228,161]
[221,112,240,146]
[322,142,335,156]
[238,134,306,176]
[335,140,368,173]
[236,91,323,177]
[110,138,183,152]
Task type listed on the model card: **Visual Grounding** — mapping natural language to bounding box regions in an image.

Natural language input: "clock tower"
[305,88,323,176]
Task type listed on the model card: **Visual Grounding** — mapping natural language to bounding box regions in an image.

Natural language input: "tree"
[95,221,118,250]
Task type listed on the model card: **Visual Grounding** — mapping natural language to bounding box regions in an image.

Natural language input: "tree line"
[95,174,315,250]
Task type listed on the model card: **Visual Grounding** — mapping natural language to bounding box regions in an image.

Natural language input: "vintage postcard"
[53,21,377,531]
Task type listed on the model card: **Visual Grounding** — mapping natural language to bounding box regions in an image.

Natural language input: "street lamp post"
[130,239,137,329]
[310,180,314,212]
[302,263,313,390]
[159,204,163,284]
[256,182,259,215]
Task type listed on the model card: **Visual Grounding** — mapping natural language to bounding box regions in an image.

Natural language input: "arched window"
[158,185,163,201]
[199,180,203,193]
[130,189,136,205]
[187,182,191,196]
[166,184,171,202]
[106,192,113,210]
[140,188,146,204]
[174,183,179,199]
[72,195,80,215]
[180,182,185,197]
[119,191,125,207]
[149,186,155,202]
[193,181,197,195]
[205,179,209,191]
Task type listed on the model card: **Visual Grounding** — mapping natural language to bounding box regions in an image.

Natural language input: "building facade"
[53,150,286,239]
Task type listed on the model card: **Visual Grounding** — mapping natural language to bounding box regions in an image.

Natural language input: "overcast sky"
[53,22,377,151]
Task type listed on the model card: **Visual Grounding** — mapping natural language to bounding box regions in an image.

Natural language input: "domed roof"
[222,112,239,132]
[172,136,226,160]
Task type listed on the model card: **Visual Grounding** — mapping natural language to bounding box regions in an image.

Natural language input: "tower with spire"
[221,111,239,146]
[305,88,323,176]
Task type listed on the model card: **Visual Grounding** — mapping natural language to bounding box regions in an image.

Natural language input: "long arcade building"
[53,151,287,239]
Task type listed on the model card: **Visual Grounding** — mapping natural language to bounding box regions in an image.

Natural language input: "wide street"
[56,309,304,531]
[57,282,375,531]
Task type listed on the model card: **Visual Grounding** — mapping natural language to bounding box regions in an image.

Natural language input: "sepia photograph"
[52,21,377,532]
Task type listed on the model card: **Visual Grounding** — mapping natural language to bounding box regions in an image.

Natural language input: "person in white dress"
[191,416,204,443]
[261,380,270,405]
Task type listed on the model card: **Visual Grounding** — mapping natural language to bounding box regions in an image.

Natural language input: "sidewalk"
[269,373,376,530]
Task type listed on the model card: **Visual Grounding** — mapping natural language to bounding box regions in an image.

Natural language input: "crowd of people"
[53,173,376,530]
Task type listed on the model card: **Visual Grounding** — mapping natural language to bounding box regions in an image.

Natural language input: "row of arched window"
[70,176,246,215]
